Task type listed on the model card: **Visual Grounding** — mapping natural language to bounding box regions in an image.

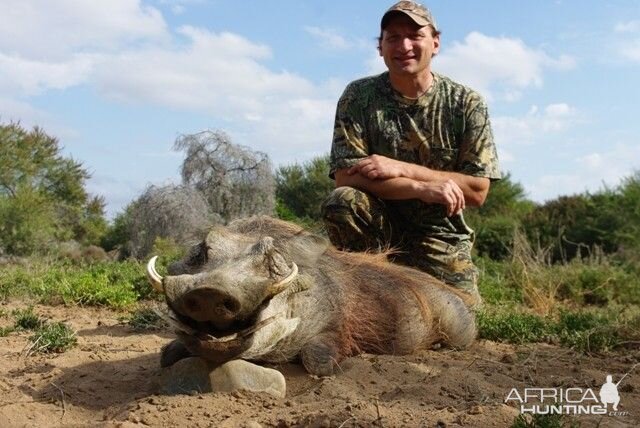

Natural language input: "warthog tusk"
[266,262,298,297]
[146,256,164,293]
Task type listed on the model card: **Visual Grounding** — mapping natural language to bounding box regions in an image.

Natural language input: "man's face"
[379,14,440,77]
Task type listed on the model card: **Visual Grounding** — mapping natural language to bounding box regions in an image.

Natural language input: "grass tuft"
[0,326,14,337]
[28,322,77,354]
[13,306,43,330]
[126,306,167,330]
[511,413,579,428]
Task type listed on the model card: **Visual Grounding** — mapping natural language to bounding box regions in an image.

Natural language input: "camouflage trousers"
[321,186,480,298]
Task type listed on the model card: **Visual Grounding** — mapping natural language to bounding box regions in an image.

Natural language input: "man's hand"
[348,155,407,180]
[416,179,466,217]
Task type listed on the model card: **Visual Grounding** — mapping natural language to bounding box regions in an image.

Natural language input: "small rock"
[210,359,286,398]
[159,358,286,398]
[244,422,262,428]
[468,405,484,415]
[158,357,213,395]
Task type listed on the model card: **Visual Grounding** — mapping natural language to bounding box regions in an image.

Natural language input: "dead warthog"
[147,216,476,376]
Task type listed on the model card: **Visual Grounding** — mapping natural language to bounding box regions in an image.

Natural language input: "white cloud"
[619,40,640,63]
[530,142,640,201]
[156,0,203,16]
[615,20,640,33]
[493,103,577,148]
[0,52,94,96]
[613,21,640,63]
[0,0,168,59]
[436,32,575,101]
[92,27,317,120]
[305,26,352,50]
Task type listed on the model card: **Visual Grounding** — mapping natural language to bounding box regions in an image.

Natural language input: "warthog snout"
[177,288,241,325]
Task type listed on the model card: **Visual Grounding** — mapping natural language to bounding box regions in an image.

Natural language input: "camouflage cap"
[381,1,437,31]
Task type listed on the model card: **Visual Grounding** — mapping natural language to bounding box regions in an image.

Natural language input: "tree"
[174,130,275,222]
[124,184,219,259]
[275,154,334,222]
[0,122,107,254]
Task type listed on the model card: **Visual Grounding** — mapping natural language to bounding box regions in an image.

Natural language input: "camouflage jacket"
[329,71,501,243]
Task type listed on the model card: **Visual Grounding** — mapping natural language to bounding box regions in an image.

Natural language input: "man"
[321,1,500,304]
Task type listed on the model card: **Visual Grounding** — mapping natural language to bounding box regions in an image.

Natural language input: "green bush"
[275,154,334,222]
[0,259,156,309]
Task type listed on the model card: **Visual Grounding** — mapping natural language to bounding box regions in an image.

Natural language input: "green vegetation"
[475,230,640,352]
[28,322,77,354]
[275,154,334,224]
[0,259,156,309]
[0,122,108,255]
[511,413,579,428]
[13,306,43,330]
[1,307,77,354]
[477,306,639,352]
[126,306,167,330]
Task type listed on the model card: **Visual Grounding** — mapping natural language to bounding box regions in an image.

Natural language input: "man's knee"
[321,186,364,218]
[321,186,390,252]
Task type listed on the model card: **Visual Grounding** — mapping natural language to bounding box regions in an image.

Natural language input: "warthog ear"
[252,236,293,281]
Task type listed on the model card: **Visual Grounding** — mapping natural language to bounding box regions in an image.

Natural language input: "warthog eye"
[186,242,208,267]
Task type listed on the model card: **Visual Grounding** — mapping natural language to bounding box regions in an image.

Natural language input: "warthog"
[147,216,477,376]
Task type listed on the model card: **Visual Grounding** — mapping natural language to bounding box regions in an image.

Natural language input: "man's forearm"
[335,168,466,217]
[336,170,422,200]
[401,162,489,206]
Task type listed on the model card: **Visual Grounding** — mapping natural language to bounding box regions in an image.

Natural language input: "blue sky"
[1,0,639,218]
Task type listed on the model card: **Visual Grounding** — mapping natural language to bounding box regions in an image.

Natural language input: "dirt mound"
[1,303,638,427]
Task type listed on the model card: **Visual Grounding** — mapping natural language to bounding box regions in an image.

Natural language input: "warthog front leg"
[300,334,342,376]
[161,339,193,368]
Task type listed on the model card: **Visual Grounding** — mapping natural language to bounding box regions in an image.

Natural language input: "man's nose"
[398,37,412,52]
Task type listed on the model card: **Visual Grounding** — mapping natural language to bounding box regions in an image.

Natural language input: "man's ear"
[432,34,441,56]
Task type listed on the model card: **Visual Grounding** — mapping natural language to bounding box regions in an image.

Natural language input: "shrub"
[124,184,216,259]
[28,322,77,354]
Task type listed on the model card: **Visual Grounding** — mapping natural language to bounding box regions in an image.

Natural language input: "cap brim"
[381,10,430,29]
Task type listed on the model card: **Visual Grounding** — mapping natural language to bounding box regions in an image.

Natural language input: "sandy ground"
[1,302,638,428]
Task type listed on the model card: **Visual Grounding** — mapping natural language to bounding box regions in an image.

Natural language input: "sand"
[1,303,638,427]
